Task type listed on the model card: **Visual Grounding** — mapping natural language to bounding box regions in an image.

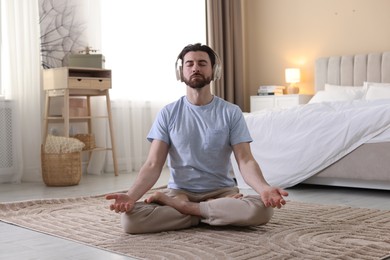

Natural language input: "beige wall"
[242,0,390,111]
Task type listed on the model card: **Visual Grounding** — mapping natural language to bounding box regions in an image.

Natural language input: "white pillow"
[324,84,366,100]
[308,91,332,103]
[309,84,366,104]
[365,86,390,100]
[363,82,390,100]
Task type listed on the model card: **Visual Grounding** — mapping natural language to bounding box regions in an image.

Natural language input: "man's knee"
[120,204,155,234]
[244,195,274,226]
[121,212,142,234]
[249,205,274,225]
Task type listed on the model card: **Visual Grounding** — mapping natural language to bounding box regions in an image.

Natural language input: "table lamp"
[285,68,300,94]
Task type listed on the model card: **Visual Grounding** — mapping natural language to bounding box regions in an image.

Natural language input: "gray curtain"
[206,0,247,111]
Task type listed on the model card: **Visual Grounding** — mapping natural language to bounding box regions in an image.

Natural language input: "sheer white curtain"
[0,0,42,182]
[90,0,206,174]
[0,0,206,181]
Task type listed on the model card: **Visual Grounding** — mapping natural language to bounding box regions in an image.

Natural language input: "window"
[100,0,206,102]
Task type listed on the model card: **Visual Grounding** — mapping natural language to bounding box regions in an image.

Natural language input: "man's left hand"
[260,186,289,209]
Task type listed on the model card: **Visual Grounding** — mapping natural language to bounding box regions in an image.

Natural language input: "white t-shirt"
[147,96,252,192]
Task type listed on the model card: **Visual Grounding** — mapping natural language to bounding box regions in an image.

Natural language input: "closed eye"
[184,60,209,68]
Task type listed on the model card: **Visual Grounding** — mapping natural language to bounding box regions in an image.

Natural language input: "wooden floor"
[1,168,389,259]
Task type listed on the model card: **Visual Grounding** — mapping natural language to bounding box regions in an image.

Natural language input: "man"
[106,43,288,234]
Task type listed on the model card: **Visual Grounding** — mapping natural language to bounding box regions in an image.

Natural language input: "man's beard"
[184,74,212,89]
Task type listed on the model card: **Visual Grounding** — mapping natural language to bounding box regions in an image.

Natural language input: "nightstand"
[250,94,313,112]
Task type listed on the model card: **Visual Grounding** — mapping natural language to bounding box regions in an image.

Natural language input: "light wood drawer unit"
[43,67,112,90]
[68,78,111,89]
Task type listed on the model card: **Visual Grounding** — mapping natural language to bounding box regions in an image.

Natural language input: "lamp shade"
[285,68,300,83]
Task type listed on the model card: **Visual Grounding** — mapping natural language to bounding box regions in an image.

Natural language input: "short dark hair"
[177,43,217,67]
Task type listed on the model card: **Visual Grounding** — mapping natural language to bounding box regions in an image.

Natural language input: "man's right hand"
[105,193,135,213]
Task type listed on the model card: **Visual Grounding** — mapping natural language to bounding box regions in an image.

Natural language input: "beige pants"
[121,187,274,234]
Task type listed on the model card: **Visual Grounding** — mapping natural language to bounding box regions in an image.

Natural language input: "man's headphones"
[175,50,222,82]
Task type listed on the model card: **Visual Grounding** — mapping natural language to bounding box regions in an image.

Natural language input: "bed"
[232,51,390,191]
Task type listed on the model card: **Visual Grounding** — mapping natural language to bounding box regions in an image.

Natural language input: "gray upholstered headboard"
[315,51,390,91]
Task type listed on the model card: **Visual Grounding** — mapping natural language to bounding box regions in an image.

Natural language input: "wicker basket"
[41,147,82,187]
[73,134,96,150]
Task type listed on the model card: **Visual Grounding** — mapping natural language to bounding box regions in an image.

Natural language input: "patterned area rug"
[1,193,390,260]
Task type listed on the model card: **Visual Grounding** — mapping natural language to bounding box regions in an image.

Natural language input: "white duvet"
[231,99,390,189]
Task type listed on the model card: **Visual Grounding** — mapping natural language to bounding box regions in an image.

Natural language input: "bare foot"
[145,192,189,204]
[173,193,190,202]
[145,191,200,216]
[144,191,167,204]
